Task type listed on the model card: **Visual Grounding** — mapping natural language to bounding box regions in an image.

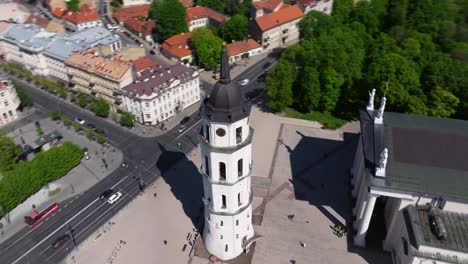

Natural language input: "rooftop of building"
[404,205,468,259]
[252,0,283,12]
[179,0,194,8]
[0,23,56,52]
[186,6,227,23]
[296,0,319,7]
[161,32,192,59]
[65,50,132,81]
[112,4,150,23]
[0,2,31,23]
[360,109,468,201]
[131,56,160,72]
[60,4,101,24]
[123,63,195,98]
[0,77,12,90]
[25,14,50,29]
[44,26,119,61]
[255,4,304,31]
[124,17,155,36]
[226,39,261,56]
[0,21,12,34]
[33,130,62,149]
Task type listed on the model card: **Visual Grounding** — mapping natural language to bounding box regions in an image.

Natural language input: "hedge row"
[0,142,83,217]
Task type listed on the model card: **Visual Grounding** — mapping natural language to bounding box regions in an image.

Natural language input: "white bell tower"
[200,47,254,260]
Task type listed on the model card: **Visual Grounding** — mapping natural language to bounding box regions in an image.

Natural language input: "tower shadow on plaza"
[286,130,391,262]
[155,143,204,230]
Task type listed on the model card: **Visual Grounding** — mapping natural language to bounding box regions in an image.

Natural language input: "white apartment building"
[296,0,333,15]
[65,50,134,111]
[351,91,468,264]
[0,77,20,127]
[122,64,200,125]
[122,0,151,7]
[250,5,304,51]
[61,5,103,31]
[0,23,121,82]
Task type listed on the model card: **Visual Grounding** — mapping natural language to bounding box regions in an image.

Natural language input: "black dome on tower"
[202,47,251,123]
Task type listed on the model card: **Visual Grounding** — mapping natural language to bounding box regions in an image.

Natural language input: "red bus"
[24,202,59,228]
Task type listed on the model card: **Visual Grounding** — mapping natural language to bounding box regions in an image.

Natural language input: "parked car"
[180,116,190,125]
[108,192,122,204]
[74,118,85,125]
[178,125,186,133]
[99,189,114,200]
[52,234,70,249]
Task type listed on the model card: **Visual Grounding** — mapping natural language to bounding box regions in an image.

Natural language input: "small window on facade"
[238,193,241,206]
[220,220,223,226]
[225,245,228,252]
[236,127,242,144]
[220,235,223,239]
[206,125,210,142]
[236,220,239,226]
[205,156,209,176]
[221,195,226,209]
[402,238,408,255]
[236,234,239,239]
[219,162,226,181]
[238,159,243,177]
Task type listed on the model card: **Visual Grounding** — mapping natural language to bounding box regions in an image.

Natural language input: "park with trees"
[0,133,82,217]
[266,0,468,128]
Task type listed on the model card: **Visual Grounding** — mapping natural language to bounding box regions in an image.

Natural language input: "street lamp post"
[68,225,78,249]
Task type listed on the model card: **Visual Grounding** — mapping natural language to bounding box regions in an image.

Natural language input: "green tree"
[66,0,80,12]
[63,115,72,126]
[428,86,459,117]
[222,14,248,42]
[197,0,225,13]
[266,61,296,111]
[50,109,61,120]
[96,133,106,144]
[73,122,81,132]
[295,66,321,112]
[120,111,136,127]
[151,0,188,40]
[13,82,32,108]
[192,28,223,69]
[319,67,344,113]
[78,94,88,108]
[85,128,94,139]
[0,132,22,172]
[90,98,110,118]
[299,11,336,40]
[234,0,251,17]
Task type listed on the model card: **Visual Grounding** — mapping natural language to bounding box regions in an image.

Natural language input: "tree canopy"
[265,0,468,121]
[222,14,249,42]
[90,98,110,118]
[197,0,225,13]
[150,0,188,40]
[192,28,223,69]
[0,132,22,172]
[120,111,136,127]
[66,0,80,12]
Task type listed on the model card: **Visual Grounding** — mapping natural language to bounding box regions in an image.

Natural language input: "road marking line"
[111,175,129,189]
[176,120,201,140]
[11,198,99,264]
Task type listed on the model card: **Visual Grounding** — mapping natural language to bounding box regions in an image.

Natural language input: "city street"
[0,54,274,263]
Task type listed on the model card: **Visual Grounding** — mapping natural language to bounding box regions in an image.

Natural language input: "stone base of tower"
[193,233,257,264]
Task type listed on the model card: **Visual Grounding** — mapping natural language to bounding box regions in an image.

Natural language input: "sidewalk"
[198,52,271,85]
[0,117,123,244]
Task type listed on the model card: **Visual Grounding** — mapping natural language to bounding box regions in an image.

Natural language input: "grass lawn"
[283,107,347,129]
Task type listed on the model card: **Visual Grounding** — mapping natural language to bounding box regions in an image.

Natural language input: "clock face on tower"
[216,128,226,137]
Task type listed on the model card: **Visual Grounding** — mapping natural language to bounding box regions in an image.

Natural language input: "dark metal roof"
[404,205,468,255]
[359,110,468,201]
[202,47,250,123]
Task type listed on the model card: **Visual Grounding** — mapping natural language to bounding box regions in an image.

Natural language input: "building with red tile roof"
[186,6,227,31]
[131,56,160,73]
[113,4,150,24]
[250,5,304,51]
[251,0,283,19]
[52,6,66,17]
[296,0,333,15]
[226,39,262,63]
[61,5,103,31]
[125,17,155,39]
[161,32,193,63]
[122,0,151,7]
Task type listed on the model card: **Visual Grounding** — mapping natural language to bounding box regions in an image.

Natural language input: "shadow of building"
[155,142,204,229]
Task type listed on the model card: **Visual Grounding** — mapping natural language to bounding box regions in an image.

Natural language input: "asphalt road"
[0,54,277,264]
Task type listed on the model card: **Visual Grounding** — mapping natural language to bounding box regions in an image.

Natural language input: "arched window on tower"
[238,159,243,177]
[205,156,209,176]
[205,124,210,142]
[236,127,242,144]
[221,195,226,209]
[219,162,226,181]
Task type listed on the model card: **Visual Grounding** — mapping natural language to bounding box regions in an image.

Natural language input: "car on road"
[238,79,249,86]
[99,189,114,200]
[178,125,186,133]
[108,192,122,204]
[52,234,70,249]
[74,118,85,125]
[180,116,190,125]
